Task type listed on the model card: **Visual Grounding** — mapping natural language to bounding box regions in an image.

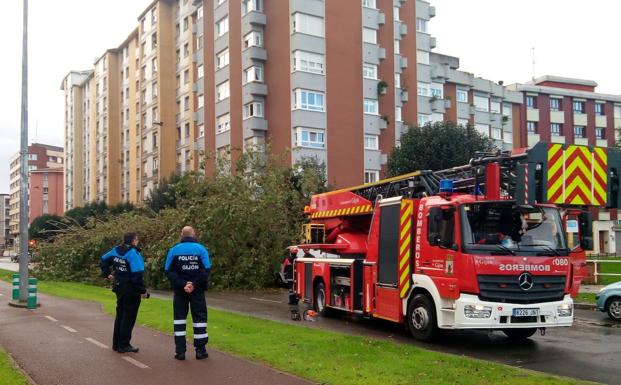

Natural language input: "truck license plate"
[512,308,539,317]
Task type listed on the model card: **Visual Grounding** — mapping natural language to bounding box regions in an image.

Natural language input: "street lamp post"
[18,0,29,303]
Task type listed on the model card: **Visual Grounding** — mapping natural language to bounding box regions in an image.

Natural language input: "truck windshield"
[461,202,567,255]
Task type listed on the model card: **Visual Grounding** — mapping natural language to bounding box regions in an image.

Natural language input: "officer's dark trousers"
[113,286,141,349]
[173,290,208,354]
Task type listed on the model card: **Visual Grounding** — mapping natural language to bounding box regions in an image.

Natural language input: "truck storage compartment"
[330,265,352,310]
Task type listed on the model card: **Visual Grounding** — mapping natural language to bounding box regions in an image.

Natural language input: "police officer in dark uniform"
[164,226,211,361]
[100,232,148,353]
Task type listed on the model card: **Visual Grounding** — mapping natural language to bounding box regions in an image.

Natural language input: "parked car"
[596,281,621,321]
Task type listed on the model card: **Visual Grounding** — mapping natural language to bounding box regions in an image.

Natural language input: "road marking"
[61,325,78,333]
[0,293,3,296]
[250,297,283,304]
[45,315,58,322]
[85,338,109,349]
[122,356,150,369]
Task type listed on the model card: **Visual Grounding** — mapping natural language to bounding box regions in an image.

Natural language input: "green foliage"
[29,214,64,241]
[0,347,29,385]
[33,151,327,290]
[388,121,496,176]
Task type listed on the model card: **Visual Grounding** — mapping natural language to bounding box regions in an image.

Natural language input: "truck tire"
[406,294,438,341]
[502,328,537,340]
[314,282,327,316]
[606,297,621,322]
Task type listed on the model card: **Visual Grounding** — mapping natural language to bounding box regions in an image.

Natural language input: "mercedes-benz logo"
[518,272,534,291]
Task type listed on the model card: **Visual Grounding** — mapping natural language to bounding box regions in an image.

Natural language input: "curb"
[574,302,597,311]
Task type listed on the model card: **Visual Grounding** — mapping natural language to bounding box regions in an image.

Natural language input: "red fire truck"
[292,143,621,340]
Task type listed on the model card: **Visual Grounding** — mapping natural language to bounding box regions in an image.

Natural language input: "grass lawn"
[575,293,597,304]
[0,346,30,385]
[0,269,595,385]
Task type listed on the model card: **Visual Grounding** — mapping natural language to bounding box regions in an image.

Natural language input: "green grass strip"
[575,293,597,304]
[0,270,595,385]
[0,346,30,385]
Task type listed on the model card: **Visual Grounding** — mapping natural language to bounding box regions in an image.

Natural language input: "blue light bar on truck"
[439,179,454,193]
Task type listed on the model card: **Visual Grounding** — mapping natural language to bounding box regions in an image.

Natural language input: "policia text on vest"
[164,226,212,361]
[100,232,149,354]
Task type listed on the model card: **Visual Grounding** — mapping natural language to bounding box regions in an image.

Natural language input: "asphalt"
[149,289,621,385]
[0,282,311,385]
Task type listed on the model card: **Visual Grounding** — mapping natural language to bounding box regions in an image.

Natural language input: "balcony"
[430,37,437,49]
[401,90,409,103]
[431,98,450,113]
[243,117,268,134]
[242,11,266,27]
[400,56,408,69]
[242,46,267,65]
[243,82,268,97]
[377,12,385,25]
[399,23,407,36]
[378,47,386,60]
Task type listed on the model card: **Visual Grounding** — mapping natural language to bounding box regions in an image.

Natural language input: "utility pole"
[18,0,30,303]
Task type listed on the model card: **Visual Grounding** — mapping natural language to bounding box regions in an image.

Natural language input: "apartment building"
[29,169,64,222]
[0,194,10,251]
[422,53,522,151]
[8,143,64,243]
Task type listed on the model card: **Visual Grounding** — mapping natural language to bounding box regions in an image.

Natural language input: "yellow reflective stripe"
[400,220,412,241]
[399,266,410,285]
[399,234,411,256]
[400,282,410,298]
[399,250,410,269]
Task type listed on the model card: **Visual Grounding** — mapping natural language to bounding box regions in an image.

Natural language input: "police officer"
[100,232,148,353]
[164,226,211,361]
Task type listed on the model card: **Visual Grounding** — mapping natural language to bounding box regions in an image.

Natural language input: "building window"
[198,124,205,137]
[417,50,429,65]
[216,17,229,37]
[296,128,325,149]
[364,170,379,184]
[573,101,585,114]
[527,121,537,134]
[184,96,190,111]
[458,118,469,127]
[216,113,230,133]
[151,33,157,50]
[364,135,379,150]
[416,18,428,32]
[197,5,203,19]
[363,99,379,115]
[418,114,430,126]
[184,69,190,84]
[183,43,189,58]
[362,63,377,79]
[394,39,400,54]
[28,154,37,161]
[550,98,562,111]
[216,49,229,69]
[242,0,262,14]
[395,106,402,122]
[550,123,561,136]
[393,6,400,21]
[526,95,536,109]
[244,66,263,83]
[362,0,376,9]
[491,128,502,140]
[596,127,605,139]
[292,13,324,37]
[362,28,377,44]
[292,51,324,74]
[294,89,325,111]
[394,73,401,88]
[417,82,430,97]
[595,103,605,116]
[431,83,443,99]
[490,100,501,114]
[474,95,489,112]
[244,31,263,48]
[197,64,204,79]
[216,81,230,101]
[475,123,490,137]
[243,102,264,119]
[574,126,585,138]
[615,105,621,118]
[152,107,158,122]
[456,90,468,103]
[198,95,204,109]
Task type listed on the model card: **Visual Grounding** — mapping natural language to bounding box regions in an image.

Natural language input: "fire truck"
[292,143,621,340]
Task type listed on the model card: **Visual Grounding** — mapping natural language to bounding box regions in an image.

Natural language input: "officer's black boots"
[196,348,208,360]
[175,352,186,361]
[117,345,139,353]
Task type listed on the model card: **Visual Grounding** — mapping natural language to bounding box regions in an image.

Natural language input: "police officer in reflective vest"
[100,232,148,353]
[164,226,211,360]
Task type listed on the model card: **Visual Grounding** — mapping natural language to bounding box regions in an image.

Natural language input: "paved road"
[0,257,18,272]
[0,282,311,385]
[151,289,621,385]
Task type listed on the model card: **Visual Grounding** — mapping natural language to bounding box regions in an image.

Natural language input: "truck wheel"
[606,297,621,321]
[314,282,327,316]
[502,328,537,340]
[406,294,438,341]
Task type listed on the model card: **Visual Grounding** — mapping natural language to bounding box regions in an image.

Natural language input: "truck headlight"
[557,303,573,317]
[464,305,492,318]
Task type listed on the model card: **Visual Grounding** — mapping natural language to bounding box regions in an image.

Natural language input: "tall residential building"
[0,194,10,251]
[62,0,538,205]
[8,143,64,243]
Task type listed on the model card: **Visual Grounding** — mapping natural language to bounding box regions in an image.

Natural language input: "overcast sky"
[0,0,619,193]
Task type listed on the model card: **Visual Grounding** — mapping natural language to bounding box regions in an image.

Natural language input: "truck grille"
[477,275,566,304]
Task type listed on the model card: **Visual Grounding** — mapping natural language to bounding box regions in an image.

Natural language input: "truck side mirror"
[578,212,593,250]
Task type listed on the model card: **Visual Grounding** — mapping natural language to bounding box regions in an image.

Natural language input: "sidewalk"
[0,282,311,385]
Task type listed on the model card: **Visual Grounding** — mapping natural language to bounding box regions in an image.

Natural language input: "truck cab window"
[427,207,455,248]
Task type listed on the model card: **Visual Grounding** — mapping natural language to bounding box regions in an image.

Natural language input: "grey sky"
[0,0,619,193]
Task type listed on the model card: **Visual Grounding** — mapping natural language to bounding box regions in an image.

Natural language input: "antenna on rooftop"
[531,47,536,81]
